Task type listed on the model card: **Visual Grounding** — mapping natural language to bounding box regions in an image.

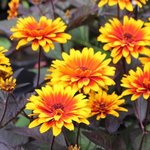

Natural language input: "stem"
[122,57,127,74]
[138,98,150,150]
[134,5,138,20]
[117,4,120,19]
[63,129,70,147]
[49,136,55,150]
[76,124,80,146]
[143,99,150,127]
[0,94,10,125]
[36,47,42,88]
[50,0,56,18]
[139,133,145,150]
[60,44,64,53]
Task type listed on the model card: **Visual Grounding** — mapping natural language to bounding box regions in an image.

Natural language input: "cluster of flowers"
[7,0,19,20]
[0,47,16,92]
[6,0,150,137]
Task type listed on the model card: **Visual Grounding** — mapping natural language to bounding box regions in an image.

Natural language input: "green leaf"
[15,116,30,127]
[0,37,11,49]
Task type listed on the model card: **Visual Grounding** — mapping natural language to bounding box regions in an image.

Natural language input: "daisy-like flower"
[7,0,19,20]
[68,145,80,150]
[88,90,128,120]
[0,77,16,92]
[26,85,90,136]
[139,50,150,64]
[0,47,10,66]
[97,16,150,64]
[121,63,150,100]
[46,47,115,93]
[98,0,148,11]
[0,66,13,79]
[10,16,71,52]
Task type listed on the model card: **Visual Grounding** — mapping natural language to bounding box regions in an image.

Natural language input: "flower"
[68,145,80,150]
[121,63,150,100]
[0,65,13,79]
[139,49,150,64]
[88,90,127,120]
[46,47,115,93]
[0,77,16,92]
[98,0,148,11]
[97,16,150,64]
[26,85,90,136]
[7,0,19,20]
[0,47,10,66]
[10,16,71,52]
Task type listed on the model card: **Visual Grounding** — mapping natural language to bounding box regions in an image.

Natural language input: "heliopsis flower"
[0,47,10,66]
[97,16,150,64]
[68,145,80,150]
[0,66,13,79]
[98,0,148,11]
[121,63,150,100]
[0,77,16,92]
[10,16,71,52]
[26,85,90,136]
[7,0,19,20]
[88,90,128,120]
[139,50,150,64]
[46,47,115,93]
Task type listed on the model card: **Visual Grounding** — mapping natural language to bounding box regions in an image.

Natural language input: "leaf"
[0,37,11,49]
[0,93,28,127]
[134,96,147,123]
[0,19,17,35]
[83,130,112,150]
[9,127,66,149]
[0,128,28,148]
[15,116,30,127]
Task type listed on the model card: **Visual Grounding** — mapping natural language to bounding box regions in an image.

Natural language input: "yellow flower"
[97,16,150,64]
[0,66,13,79]
[68,145,80,150]
[88,90,128,120]
[0,77,16,92]
[46,47,115,93]
[139,50,150,64]
[121,63,150,100]
[10,16,71,52]
[26,85,90,136]
[98,0,148,11]
[0,47,10,66]
[7,0,19,20]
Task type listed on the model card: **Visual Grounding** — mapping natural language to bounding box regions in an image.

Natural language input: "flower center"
[51,103,64,121]
[52,103,64,110]
[99,103,107,112]
[123,33,133,41]
[79,66,88,71]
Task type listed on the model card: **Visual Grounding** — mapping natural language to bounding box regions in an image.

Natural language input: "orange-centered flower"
[121,63,150,100]
[46,47,115,93]
[7,0,19,20]
[10,16,71,52]
[88,90,127,120]
[97,16,150,64]
[26,85,90,136]
[98,0,148,11]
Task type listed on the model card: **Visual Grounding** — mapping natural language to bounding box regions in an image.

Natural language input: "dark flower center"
[52,103,64,110]
[123,33,132,41]
[80,66,88,71]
